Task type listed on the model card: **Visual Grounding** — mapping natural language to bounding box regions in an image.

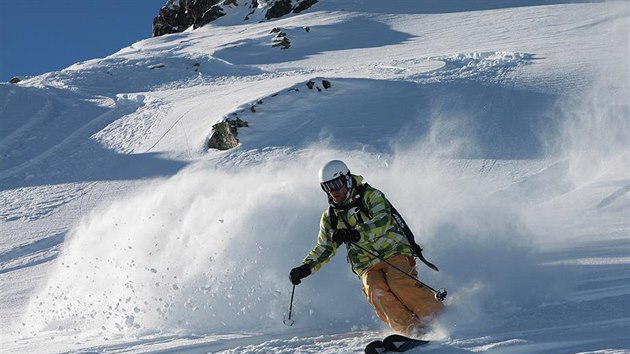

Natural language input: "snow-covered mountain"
[1,1,629,353]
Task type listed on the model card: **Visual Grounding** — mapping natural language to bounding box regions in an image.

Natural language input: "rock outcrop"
[153,0,318,37]
[153,0,223,37]
[207,118,249,150]
[271,28,291,49]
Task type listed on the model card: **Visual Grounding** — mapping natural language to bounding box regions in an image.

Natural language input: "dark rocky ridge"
[207,79,332,150]
[153,0,318,37]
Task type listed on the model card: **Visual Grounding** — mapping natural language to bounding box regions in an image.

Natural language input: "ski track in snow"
[1,0,629,353]
[0,182,96,221]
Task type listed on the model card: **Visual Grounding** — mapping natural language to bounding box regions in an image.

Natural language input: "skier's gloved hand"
[332,228,361,245]
[289,264,311,285]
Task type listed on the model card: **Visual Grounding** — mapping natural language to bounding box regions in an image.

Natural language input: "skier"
[289,160,443,338]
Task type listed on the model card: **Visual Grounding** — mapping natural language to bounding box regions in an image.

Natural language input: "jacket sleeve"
[302,209,339,273]
[355,188,395,242]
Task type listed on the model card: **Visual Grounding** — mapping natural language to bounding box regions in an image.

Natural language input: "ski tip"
[383,334,430,352]
[364,339,385,354]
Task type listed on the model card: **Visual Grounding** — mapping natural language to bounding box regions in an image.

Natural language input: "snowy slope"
[1,0,629,353]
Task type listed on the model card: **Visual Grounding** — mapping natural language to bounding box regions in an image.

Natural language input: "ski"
[382,334,430,352]
[364,339,386,354]
[365,334,429,353]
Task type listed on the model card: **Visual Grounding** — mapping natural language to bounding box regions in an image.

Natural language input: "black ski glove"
[289,264,311,285]
[332,228,361,245]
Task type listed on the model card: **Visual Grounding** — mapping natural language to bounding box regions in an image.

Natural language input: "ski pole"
[349,241,447,302]
[283,284,296,326]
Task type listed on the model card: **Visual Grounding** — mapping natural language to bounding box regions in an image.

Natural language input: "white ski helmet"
[319,160,352,193]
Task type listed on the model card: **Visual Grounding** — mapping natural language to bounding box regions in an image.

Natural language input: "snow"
[1,0,629,353]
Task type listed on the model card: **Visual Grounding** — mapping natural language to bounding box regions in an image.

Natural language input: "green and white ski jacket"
[302,175,413,276]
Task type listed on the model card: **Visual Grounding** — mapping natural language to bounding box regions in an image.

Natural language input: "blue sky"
[1,0,166,82]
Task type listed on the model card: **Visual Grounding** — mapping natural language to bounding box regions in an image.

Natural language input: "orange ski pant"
[361,255,443,336]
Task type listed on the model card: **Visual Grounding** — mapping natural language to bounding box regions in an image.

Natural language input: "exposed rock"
[153,0,224,37]
[149,63,166,69]
[153,0,189,37]
[207,118,248,150]
[294,0,318,14]
[265,0,292,20]
[306,79,331,90]
[270,28,291,49]
[272,36,291,49]
[153,0,319,37]
[265,0,318,19]
[9,77,21,84]
[208,121,237,150]
[195,5,226,29]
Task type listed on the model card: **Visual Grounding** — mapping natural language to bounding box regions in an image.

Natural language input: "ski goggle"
[320,175,346,193]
